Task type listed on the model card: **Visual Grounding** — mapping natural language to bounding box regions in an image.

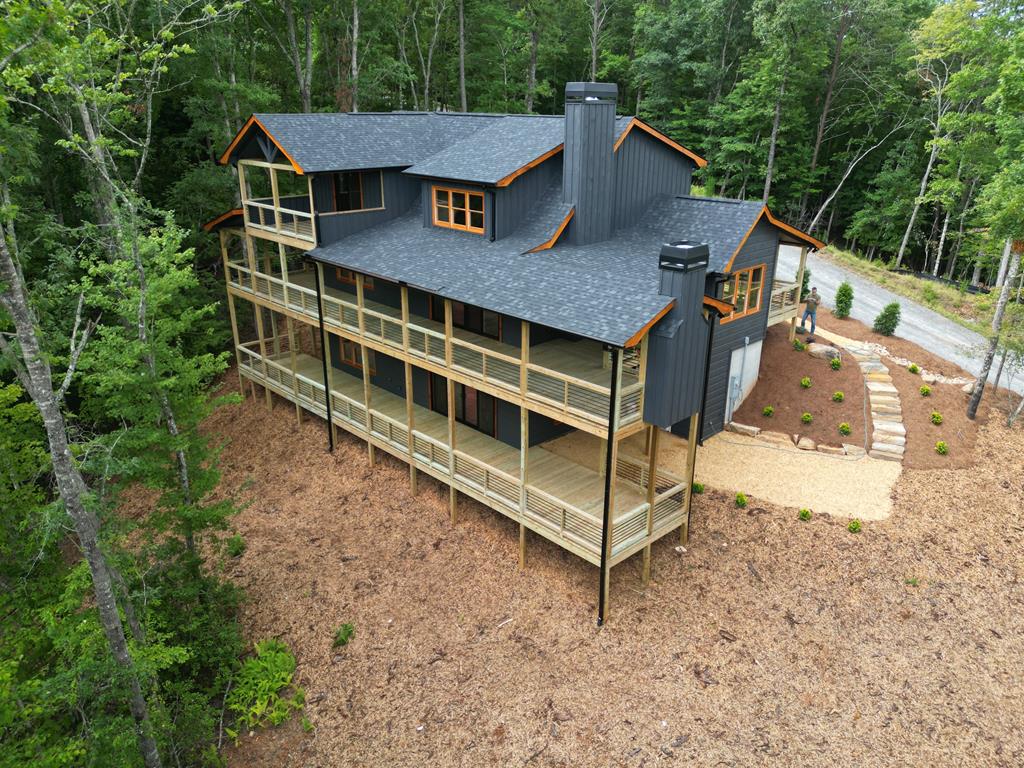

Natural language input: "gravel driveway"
[777,246,1023,394]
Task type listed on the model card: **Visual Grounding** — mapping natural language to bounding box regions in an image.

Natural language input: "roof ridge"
[675,194,755,206]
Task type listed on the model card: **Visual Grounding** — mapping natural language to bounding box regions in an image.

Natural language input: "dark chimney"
[563,82,617,245]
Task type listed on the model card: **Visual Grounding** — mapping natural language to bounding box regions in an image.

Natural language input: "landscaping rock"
[869,449,903,462]
[726,422,761,437]
[843,443,866,457]
[922,374,938,385]
[757,430,794,446]
[807,343,841,361]
[962,381,975,394]
[797,437,817,451]
[874,433,906,447]
[816,444,845,456]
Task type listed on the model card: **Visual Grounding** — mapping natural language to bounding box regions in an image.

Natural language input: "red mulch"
[732,323,872,448]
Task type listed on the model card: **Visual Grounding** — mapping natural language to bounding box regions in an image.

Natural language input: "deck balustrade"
[767,279,801,325]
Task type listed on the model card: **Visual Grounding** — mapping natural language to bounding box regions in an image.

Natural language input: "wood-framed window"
[335,267,374,291]
[720,264,766,323]
[339,339,375,373]
[432,186,485,234]
[333,172,363,211]
[429,296,501,340]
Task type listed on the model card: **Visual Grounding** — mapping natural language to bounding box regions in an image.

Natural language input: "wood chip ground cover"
[207,364,1024,767]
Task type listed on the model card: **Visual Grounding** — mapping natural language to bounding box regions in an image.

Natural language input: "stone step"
[870,394,901,404]
[869,449,903,462]
[872,405,902,415]
[873,433,906,447]
[843,443,867,457]
[867,382,899,394]
[871,441,905,455]
[866,372,892,382]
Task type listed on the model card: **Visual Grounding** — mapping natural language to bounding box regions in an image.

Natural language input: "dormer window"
[432,186,484,234]
[720,264,766,322]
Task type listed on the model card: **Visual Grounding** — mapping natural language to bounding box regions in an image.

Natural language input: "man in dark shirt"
[802,286,821,337]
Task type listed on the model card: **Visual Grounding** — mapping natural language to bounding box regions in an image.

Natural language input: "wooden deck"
[236,340,687,567]
[767,279,800,326]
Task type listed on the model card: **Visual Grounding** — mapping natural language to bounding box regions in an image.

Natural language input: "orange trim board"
[218,115,305,175]
[495,144,564,187]
[703,295,733,315]
[525,208,574,253]
[624,300,675,348]
[201,208,243,232]
[613,118,708,168]
[723,206,824,272]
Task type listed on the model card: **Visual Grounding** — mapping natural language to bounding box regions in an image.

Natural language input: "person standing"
[802,286,820,338]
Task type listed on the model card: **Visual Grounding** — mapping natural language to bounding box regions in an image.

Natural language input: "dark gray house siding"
[419,179,492,235]
[613,130,695,230]
[493,154,562,240]
[699,218,780,441]
[315,169,419,245]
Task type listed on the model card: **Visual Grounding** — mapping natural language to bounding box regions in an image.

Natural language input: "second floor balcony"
[237,160,316,246]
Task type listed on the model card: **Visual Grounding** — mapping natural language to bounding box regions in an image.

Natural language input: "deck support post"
[244,234,273,411]
[444,299,457,522]
[311,260,334,452]
[597,347,624,626]
[356,273,375,466]
[220,230,245,395]
[286,314,301,426]
[681,410,700,545]
[519,319,530,568]
[401,285,418,494]
[789,245,809,342]
[641,425,659,586]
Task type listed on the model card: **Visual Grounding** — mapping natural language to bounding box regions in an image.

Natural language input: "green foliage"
[833,391,845,403]
[848,519,863,534]
[225,640,305,742]
[801,412,813,424]
[800,376,812,388]
[793,339,807,352]
[931,411,943,425]
[905,577,920,586]
[833,281,854,319]
[226,534,246,558]
[873,302,902,336]
[799,508,812,521]
[735,492,748,509]
[830,357,842,370]
[800,268,812,302]
[838,422,852,436]
[762,405,775,417]
[919,385,932,397]
[935,440,949,455]
[691,482,705,495]
[908,363,920,374]
[332,624,355,649]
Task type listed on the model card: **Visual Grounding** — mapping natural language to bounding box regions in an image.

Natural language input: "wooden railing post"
[402,285,417,493]
[790,246,808,342]
[598,348,624,625]
[244,235,272,410]
[519,319,529,567]
[220,230,245,395]
[357,273,375,466]
[681,410,700,544]
[238,162,249,228]
[641,425,659,586]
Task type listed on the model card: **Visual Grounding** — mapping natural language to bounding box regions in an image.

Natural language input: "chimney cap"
[565,82,618,103]
[659,241,709,271]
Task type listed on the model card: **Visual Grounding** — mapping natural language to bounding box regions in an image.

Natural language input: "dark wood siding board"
[613,131,694,230]
[317,169,419,246]
[494,154,561,240]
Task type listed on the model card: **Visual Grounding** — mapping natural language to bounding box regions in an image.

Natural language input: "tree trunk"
[968,241,1019,420]
[588,0,605,81]
[458,0,467,111]
[525,24,538,113]
[895,140,939,269]
[351,0,359,112]
[0,231,162,768]
[946,177,977,279]
[762,75,786,204]
[993,347,1008,392]
[995,238,1012,287]
[932,206,951,276]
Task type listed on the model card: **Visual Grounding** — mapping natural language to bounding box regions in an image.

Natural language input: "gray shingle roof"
[402,115,633,185]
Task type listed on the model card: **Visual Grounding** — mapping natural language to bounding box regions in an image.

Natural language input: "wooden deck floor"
[290,353,646,519]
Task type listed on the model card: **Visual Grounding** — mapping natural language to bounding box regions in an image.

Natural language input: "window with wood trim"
[335,267,374,290]
[432,186,485,233]
[339,339,375,373]
[333,172,363,211]
[720,265,766,322]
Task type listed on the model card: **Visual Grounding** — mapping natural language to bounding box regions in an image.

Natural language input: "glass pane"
[464,386,478,427]
[469,211,484,230]
[435,188,447,204]
[735,273,749,313]
[750,266,764,291]
[451,191,466,209]
[436,205,449,223]
[453,209,467,226]
[748,287,761,310]
[469,194,483,212]
[454,384,465,421]
[452,301,465,325]
[478,392,495,436]
[482,311,501,339]
[722,278,734,303]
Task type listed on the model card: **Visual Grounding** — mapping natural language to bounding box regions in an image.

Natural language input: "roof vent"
[565,82,618,104]
[660,241,709,272]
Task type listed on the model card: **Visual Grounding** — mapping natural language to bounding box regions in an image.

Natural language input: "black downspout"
[597,346,621,627]
[310,258,335,452]
[696,312,716,446]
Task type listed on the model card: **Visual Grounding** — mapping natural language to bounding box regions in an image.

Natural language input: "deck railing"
[235,340,664,564]
[767,280,801,325]
[244,195,316,243]
[228,260,644,433]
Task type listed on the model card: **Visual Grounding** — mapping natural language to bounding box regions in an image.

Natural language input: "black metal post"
[597,346,621,627]
[310,258,334,452]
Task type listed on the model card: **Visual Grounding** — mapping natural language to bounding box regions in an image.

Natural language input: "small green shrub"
[935,441,948,455]
[735,492,748,509]
[838,422,852,436]
[908,363,920,374]
[833,281,854,319]
[800,267,812,301]
[930,411,943,425]
[225,639,305,743]
[848,519,862,533]
[905,577,920,587]
[691,482,704,494]
[800,376,812,389]
[762,405,775,417]
[919,385,932,397]
[872,301,901,336]
[332,623,355,648]
[798,508,812,521]
[832,391,845,403]
[830,357,842,371]
[793,339,807,352]
[302,716,315,733]
[226,534,246,558]
[801,412,813,424]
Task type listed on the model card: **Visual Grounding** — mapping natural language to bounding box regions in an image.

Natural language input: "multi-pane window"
[433,186,485,233]
[335,267,374,290]
[721,265,766,322]
[339,339,375,373]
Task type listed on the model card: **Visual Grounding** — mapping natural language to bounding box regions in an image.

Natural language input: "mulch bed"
[199,354,1024,768]
[732,323,872,448]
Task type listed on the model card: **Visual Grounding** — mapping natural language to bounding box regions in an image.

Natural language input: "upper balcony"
[224,255,644,437]
[237,160,316,248]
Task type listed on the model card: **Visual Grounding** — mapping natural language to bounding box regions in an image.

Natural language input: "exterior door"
[428,373,496,438]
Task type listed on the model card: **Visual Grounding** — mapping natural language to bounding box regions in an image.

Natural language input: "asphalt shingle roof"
[641,195,766,272]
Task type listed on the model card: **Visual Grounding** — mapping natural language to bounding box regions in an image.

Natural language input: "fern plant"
[225,639,305,742]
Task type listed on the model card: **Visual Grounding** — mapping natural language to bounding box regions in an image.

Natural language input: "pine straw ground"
[211,370,1024,768]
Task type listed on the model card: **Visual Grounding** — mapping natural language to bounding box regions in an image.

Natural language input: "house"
[206,82,822,623]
